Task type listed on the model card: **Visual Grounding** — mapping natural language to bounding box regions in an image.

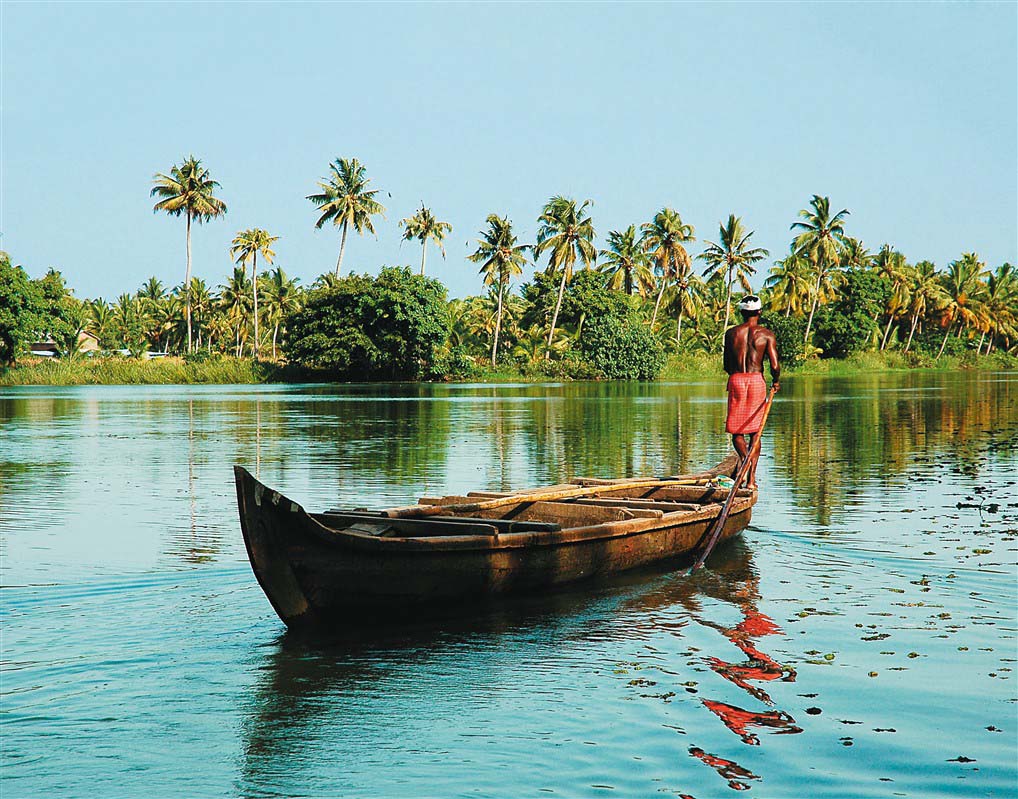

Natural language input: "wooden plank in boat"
[570,497,702,513]
[417,496,646,524]
[321,509,561,534]
[317,512,500,538]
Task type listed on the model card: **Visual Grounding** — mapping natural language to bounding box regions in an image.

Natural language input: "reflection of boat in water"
[238,538,769,795]
[234,455,755,628]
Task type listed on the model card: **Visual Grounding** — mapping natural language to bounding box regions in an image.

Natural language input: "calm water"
[1,374,1016,798]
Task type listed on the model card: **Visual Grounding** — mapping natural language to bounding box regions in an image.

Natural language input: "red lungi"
[726,372,767,434]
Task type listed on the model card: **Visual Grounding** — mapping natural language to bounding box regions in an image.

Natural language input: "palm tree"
[599,225,654,297]
[937,253,989,358]
[139,276,166,302]
[86,299,115,349]
[260,267,301,359]
[151,156,227,353]
[230,229,278,358]
[872,245,910,349]
[664,272,708,347]
[468,214,530,366]
[840,237,873,271]
[400,205,452,275]
[764,248,812,317]
[902,261,947,352]
[980,263,1017,354]
[307,158,385,275]
[640,208,696,337]
[188,278,215,351]
[219,266,253,356]
[698,214,769,337]
[791,195,849,347]
[534,196,596,357]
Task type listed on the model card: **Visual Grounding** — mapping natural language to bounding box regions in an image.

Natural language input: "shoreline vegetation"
[2,350,1013,387]
[2,156,1015,387]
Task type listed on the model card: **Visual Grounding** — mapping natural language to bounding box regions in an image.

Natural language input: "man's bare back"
[724,321,780,378]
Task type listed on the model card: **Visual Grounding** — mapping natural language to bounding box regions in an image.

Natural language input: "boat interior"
[318,479,752,539]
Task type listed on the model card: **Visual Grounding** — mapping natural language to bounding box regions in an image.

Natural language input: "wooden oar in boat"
[384,477,714,519]
[689,385,778,573]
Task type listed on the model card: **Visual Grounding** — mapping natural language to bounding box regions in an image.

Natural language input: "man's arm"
[766,333,781,390]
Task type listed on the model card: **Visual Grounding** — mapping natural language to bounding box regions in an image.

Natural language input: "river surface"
[1,373,1016,798]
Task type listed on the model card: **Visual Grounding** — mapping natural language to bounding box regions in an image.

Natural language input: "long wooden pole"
[689,386,778,573]
[384,477,710,519]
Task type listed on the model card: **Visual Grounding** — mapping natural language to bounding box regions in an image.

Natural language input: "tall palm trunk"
[185,211,193,354]
[272,323,279,360]
[624,266,633,296]
[546,268,569,360]
[936,321,954,359]
[880,313,896,351]
[976,330,986,353]
[721,265,733,340]
[905,312,919,352]
[803,268,823,347]
[492,280,505,367]
[676,301,684,345]
[252,253,259,359]
[420,242,427,276]
[651,272,667,328]
[335,221,349,276]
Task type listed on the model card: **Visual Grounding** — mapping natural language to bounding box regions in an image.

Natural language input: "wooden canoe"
[234,454,756,629]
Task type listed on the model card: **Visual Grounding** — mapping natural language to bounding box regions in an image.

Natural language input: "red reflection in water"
[701,699,803,746]
[698,597,798,706]
[688,746,760,791]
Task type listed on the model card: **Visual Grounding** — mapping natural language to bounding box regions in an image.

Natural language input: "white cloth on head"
[739,296,762,311]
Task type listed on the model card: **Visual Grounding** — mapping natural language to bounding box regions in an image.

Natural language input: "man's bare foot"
[746,482,759,491]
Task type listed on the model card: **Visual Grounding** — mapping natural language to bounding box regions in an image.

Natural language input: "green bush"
[284,267,448,379]
[579,314,665,379]
[813,307,876,359]
[763,314,806,364]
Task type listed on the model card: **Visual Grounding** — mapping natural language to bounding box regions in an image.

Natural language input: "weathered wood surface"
[234,453,754,629]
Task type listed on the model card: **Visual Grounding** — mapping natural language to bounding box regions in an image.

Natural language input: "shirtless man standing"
[723,295,780,490]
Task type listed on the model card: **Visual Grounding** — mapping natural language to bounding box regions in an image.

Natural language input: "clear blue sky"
[3,2,1016,300]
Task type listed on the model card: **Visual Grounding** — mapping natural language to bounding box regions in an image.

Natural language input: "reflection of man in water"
[723,295,780,489]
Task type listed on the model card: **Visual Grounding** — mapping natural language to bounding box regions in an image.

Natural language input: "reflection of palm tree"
[399,205,452,276]
[791,195,849,346]
[469,214,530,366]
[151,156,227,352]
[535,196,596,358]
[640,208,696,336]
[307,158,385,275]
[698,214,769,337]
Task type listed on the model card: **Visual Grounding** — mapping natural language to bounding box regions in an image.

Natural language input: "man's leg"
[732,434,749,466]
[747,433,760,489]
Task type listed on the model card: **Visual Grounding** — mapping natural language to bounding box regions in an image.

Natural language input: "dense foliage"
[580,314,664,380]
[4,156,1016,381]
[284,267,448,379]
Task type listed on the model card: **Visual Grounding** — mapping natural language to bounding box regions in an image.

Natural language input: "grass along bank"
[0,356,286,386]
[3,349,1013,387]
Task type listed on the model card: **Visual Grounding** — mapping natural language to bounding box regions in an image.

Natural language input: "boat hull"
[235,466,754,629]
